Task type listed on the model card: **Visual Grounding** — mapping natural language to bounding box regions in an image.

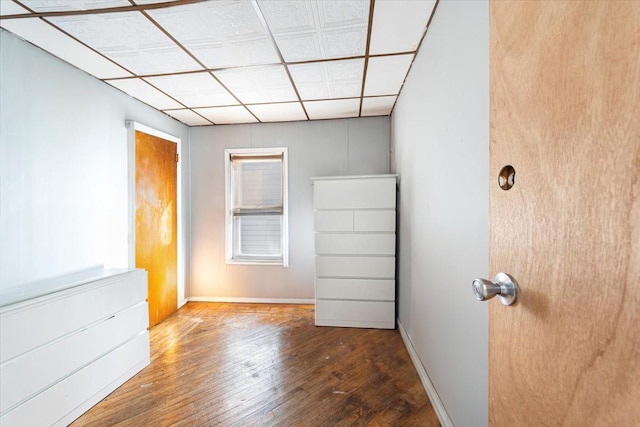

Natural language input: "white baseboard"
[187,296,315,304]
[397,320,454,427]
[178,298,188,309]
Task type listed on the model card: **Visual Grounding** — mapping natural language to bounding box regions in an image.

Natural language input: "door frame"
[125,120,186,309]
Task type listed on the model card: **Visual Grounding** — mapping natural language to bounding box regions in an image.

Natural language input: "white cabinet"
[312,175,397,329]
[0,268,150,426]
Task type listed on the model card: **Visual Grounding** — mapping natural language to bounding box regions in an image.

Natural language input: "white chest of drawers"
[312,175,398,329]
[0,268,150,426]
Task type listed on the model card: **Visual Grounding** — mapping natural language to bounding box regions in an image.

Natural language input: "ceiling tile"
[145,72,238,108]
[322,26,367,58]
[1,1,30,15]
[0,17,132,79]
[361,96,397,117]
[147,1,279,68]
[268,32,321,62]
[19,0,131,12]
[186,38,279,70]
[107,78,183,110]
[213,65,297,104]
[247,102,307,122]
[194,106,258,125]
[259,0,369,61]
[48,12,202,75]
[257,0,315,34]
[364,54,414,96]
[369,0,435,55]
[289,58,363,100]
[303,98,360,120]
[163,109,211,126]
[317,0,369,27]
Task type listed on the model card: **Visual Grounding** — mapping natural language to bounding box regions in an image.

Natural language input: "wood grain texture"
[490,1,640,425]
[70,303,439,426]
[135,130,177,328]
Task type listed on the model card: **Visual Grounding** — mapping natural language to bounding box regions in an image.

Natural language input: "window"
[225,148,288,266]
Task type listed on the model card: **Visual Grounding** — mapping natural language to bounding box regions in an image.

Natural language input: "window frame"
[224,147,289,267]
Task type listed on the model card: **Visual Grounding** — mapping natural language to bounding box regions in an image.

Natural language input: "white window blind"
[225,149,288,265]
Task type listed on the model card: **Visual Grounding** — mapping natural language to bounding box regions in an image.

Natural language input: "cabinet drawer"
[316,256,395,279]
[313,178,396,210]
[354,210,396,232]
[316,278,395,301]
[1,302,148,413]
[0,270,147,363]
[314,211,354,232]
[0,331,150,427]
[315,233,395,255]
[315,300,395,329]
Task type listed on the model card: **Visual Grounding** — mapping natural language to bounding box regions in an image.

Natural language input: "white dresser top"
[0,266,139,308]
[311,174,399,182]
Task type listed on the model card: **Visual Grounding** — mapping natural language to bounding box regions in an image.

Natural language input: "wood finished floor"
[72,303,439,427]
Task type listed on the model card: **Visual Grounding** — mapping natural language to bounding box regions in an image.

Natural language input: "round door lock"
[472,273,519,306]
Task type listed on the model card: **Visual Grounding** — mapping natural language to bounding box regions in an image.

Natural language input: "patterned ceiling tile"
[145,72,238,108]
[361,96,397,117]
[107,77,183,110]
[247,102,307,122]
[48,12,202,75]
[369,0,436,55]
[322,26,367,59]
[318,0,368,26]
[19,0,130,12]
[163,109,212,126]
[0,15,132,79]
[289,58,363,100]
[256,0,315,34]
[147,1,279,68]
[259,0,369,61]
[303,98,360,120]
[364,54,414,96]
[269,32,322,62]
[213,65,297,104]
[194,106,259,125]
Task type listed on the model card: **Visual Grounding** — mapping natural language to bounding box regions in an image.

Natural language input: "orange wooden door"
[489,1,639,425]
[135,130,177,328]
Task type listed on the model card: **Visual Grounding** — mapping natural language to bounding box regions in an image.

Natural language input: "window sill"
[226,259,286,267]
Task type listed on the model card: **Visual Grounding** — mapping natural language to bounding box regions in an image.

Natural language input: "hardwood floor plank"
[71,303,439,426]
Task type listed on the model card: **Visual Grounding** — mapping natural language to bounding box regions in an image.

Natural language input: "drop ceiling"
[0,0,437,126]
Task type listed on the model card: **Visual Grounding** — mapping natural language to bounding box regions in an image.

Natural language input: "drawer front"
[354,210,396,232]
[0,270,147,363]
[0,331,150,427]
[316,256,395,279]
[316,278,395,301]
[315,233,395,256]
[1,302,148,413]
[314,211,354,232]
[313,178,396,210]
[315,300,395,328]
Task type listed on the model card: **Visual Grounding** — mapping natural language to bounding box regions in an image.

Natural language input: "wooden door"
[135,130,177,328]
[489,2,639,425]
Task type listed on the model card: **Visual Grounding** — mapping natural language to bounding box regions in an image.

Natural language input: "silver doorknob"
[472,272,518,306]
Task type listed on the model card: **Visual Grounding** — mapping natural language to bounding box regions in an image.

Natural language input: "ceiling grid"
[357,0,374,117]
[0,0,438,126]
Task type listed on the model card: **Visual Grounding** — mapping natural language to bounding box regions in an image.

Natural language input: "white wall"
[0,29,191,294]
[390,2,489,426]
[189,117,389,300]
